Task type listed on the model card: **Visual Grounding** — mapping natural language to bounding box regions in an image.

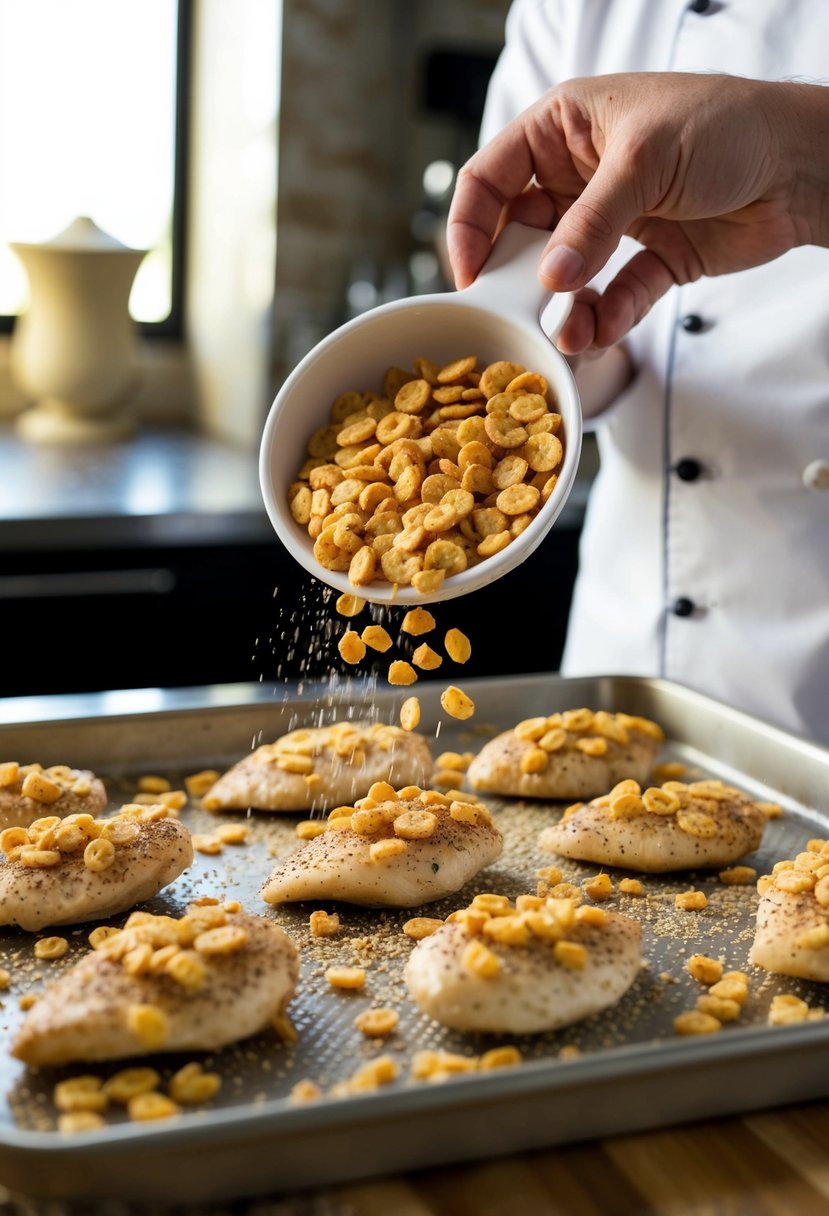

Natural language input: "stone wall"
[271,0,511,385]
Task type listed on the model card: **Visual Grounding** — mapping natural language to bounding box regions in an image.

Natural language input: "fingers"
[447,121,547,287]
[555,247,679,354]
[537,147,646,292]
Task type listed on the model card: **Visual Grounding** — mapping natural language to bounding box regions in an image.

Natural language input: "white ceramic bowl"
[259,223,583,605]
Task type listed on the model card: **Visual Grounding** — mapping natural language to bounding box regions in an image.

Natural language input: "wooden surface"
[311,1101,829,1216]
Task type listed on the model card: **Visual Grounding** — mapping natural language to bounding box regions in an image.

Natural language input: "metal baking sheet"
[0,672,828,1205]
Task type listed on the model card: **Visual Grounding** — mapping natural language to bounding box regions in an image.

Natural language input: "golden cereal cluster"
[513,709,664,775]
[0,805,172,874]
[758,839,829,947]
[435,890,611,981]
[564,776,769,840]
[53,1059,221,1131]
[0,762,93,802]
[296,781,494,859]
[91,901,250,1028]
[204,723,409,807]
[287,355,565,595]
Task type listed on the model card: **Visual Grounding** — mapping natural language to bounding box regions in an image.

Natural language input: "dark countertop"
[0,426,273,551]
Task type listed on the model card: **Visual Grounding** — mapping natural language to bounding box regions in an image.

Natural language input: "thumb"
[539,150,644,290]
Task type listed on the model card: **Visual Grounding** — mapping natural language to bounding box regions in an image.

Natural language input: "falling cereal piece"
[412,644,442,671]
[401,608,436,636]
[338,630,366,664]
[440,686,475,720]
[400,697,421,732]
[445,628,471,664]
[389,661,417,686]
[336,594,366,618]
[361,625,393,653]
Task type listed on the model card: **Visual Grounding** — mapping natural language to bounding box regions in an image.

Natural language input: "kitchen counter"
[0,426,273,551]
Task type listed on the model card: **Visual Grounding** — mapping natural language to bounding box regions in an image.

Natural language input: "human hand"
[448,73,828,353]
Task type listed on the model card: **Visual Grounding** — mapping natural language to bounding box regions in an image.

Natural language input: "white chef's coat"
[480,0,829,744]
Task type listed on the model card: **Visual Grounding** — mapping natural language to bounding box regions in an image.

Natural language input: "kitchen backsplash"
[271,0,512,385]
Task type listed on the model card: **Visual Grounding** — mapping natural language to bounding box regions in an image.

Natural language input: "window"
[0,0,190,336]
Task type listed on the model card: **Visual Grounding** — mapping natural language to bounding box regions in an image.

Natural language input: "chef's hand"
[447,72,829,354]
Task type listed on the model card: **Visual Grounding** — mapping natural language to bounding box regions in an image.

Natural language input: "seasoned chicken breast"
[12,906,299,1067]
[202,721,432,813]
[261,785,502,908]
[539,779,768,873]
[404,892,642,1033]
[750,840,829,980]
[0,805,193,932]
[466,709,663,801]
[0,762,106,832]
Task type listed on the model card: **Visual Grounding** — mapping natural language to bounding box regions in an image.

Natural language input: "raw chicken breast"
[750,839,829,981]
[262,786,502,908]
[540,779,768,873]
[405,891,642,1033]
[0,805,192,932]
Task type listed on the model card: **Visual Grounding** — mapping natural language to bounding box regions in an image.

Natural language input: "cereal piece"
[388,660,417,686]
[480,361,525,399]
[168,1062,222,1105]
[104,1067,161,1104]
[127,1092,180,1121]
[359,624,392,653]
[369,838,408,862]
[675,891,708,911]
[435,751,472,772]
[440,686,475,720]
[394,809,438,839]
[34,936,69,961]
[84,837,116,872]
[126,1004,170,1050]
[294,820,325,844]
[709,973,749,1004]
[673,1010,722,1035]
[403,917,445,940]
[21,771,62,804]
[354,1007,399,1037]
[137,775,171,795]
[309,910,340,938]
[584,873,613,902]
[348,545,377,587]
[325,966,366,990]
[58,1111,107,1134]
[718,865,757,885]
[697,994,742,1023]
[412,644,442,671]
[338,630,366,665]
[618,878,645,897]
[185,770,220,798]
[336,593,366,617]
[768,994,811,1025]
[462,939,501,979]
[686,954,724,985]
[444,628,471,664]
[553,941,588,970]
[412,569,445,596]
[54,1075,108,1114]
[400,696,420,732]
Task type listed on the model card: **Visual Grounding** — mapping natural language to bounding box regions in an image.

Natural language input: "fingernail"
[540,245,585,289]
